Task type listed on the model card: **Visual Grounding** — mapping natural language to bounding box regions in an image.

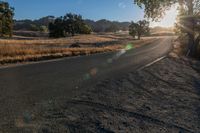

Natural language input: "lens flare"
[82,43,134,81]
[90,68,98,76]
[83,73,90,80]
[125,43,133,50]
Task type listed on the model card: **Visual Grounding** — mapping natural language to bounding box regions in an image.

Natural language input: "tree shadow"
[193,78,200,129]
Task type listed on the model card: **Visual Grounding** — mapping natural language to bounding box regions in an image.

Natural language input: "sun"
[150,5,179,27]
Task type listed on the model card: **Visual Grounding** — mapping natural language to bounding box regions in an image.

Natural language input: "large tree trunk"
[178,0,184,12]
[194,35,200,57]
[187,30,195,56]
[186,0,196,57]
[138,33,141,40]
[0,16,2,37]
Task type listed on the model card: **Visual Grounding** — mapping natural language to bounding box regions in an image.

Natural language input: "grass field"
[0,33,157,65]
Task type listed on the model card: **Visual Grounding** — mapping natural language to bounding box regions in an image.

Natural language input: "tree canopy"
[134,0,177,21]
[0,1,14,37]
[49,13,92,38]
[129,20,150,40]
[134,0,200,57]
[134,0,200,19]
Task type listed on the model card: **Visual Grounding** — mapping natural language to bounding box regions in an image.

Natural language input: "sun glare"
[150,5,179,28]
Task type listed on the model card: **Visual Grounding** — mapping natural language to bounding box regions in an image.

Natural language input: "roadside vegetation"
[134,0,200,58]
[0,34,156,65]
[0,45,121,64]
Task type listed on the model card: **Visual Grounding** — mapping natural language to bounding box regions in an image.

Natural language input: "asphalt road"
[0,36,173,129]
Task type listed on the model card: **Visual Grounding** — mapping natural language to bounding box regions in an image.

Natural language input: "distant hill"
[14,16,175,36]
[84,19,130,32]
[14,16,55,32]
[150,26,175,36]
[14,16,130,33]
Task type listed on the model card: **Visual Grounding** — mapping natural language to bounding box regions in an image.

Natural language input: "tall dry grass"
[0,44,123,64]
[0,34,156,65]
[0,34,115,46]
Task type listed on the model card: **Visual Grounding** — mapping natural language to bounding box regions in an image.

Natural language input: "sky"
[5,0,178,27]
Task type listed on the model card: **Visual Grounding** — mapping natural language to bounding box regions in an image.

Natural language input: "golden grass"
[0,34,115,46]
[0,34,157,65]
[0,45,123,64]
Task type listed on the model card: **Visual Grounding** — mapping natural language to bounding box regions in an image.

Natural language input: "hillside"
[14,17,131,33]
[84,19,130,32]
[14,16,175,37]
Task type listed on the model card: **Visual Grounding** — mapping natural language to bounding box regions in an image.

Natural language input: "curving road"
[0,36,173,130]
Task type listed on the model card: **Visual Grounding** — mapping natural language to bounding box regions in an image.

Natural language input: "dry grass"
[0,34,115,46]
[0,33,156,65]
[0,45,123,64]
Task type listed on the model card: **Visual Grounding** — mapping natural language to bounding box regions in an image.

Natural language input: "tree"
[133,0,200,57]
[49,17,65,38]
[0,1,14,37]
[174,4,187,35]
[63,13,92,36]
[63,13,77,36]
[49,13,91,38]
[129,22,137,39]
[79,24,92,34]
[39,25,48,32]
[129,20,150,39]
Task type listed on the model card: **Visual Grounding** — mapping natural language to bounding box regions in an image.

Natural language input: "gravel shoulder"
[2,56,200,133]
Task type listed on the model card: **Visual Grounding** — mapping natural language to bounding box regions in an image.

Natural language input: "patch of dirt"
[3,57,200,133]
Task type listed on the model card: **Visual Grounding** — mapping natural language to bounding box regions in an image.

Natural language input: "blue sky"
[6,0,144,22]
[6,0,177,27]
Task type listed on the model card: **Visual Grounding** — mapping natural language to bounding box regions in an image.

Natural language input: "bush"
[80,25,92,34]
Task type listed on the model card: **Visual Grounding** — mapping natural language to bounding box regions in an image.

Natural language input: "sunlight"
[150,5,179,27]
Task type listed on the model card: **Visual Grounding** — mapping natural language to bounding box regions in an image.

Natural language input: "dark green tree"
[49,17,65,38]
[63,13,76,36]
[0,1,14,37]
[129,22,137,38]
[79,24,92,34]
[49,13,91,38]
[129,20,150,39]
